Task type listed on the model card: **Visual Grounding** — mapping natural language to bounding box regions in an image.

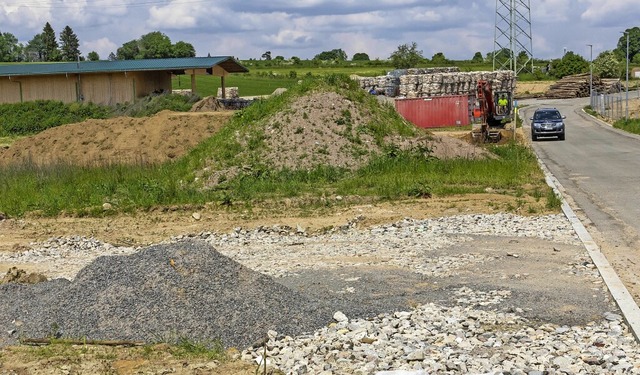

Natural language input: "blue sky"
[0,0,638,62]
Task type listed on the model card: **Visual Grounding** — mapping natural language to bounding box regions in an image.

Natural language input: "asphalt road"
[520,97,640,304]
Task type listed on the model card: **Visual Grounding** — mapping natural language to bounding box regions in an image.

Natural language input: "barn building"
[0,57,248,106]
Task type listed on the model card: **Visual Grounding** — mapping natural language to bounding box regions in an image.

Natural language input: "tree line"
[1,23,639,80]
[0,23,195,62]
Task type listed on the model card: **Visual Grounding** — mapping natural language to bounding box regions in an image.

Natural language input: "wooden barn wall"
[20,75,77,103]
[1,70,172,105]
[80,73,135,105]
[0,79,22,104]
[134,71,171,96]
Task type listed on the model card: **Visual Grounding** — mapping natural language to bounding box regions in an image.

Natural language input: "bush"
[0,101,110,136]
[0,94,201,137]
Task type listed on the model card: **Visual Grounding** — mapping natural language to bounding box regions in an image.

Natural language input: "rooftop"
[0,57,249,77]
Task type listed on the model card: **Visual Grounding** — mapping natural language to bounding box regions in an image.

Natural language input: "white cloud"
[82,37,118,59]
[0,0,636,61]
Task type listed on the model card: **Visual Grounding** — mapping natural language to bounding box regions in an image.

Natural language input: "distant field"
[170,62,497,98]
[171,74,299,97]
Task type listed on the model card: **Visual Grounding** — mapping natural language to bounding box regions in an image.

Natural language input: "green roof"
[0,57,249,76]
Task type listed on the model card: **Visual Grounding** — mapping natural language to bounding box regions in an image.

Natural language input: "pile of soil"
[0,110,234,167]
[0,92,493,171]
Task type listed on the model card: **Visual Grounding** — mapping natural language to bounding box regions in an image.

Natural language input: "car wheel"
[558,133,565,141]
[531,132,537,142]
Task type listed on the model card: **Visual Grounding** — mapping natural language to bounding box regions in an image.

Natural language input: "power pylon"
[493,0,534,74]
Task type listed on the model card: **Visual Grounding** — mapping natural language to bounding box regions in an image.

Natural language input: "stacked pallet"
[544,74,621,99]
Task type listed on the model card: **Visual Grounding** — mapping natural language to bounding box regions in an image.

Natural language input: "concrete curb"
[537,156,640,341]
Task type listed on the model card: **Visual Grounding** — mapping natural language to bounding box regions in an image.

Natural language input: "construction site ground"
[1,81,640,374]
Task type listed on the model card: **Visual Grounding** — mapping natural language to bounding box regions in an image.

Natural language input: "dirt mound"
[240,91,493,171]
[190,96,223,112]
[1,267,47,284]
[0,110,234,167]
[0,90,493,172]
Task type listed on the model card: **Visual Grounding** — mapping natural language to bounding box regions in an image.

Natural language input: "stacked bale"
[399,71,515,98]
[356,70,515,98]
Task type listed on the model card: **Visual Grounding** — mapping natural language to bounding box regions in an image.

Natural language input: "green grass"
[613,118,640,134]
[172,73,299,97]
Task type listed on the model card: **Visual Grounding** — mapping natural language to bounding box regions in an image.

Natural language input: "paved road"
[520,97,640,304]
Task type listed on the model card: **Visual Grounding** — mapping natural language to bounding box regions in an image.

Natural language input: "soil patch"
[0,110,234,167]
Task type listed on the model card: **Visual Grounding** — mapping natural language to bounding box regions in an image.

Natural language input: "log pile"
[544,73,621,99]
[355,69,515,98]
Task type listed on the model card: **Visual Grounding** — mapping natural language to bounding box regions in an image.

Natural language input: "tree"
[108,52,117,61]
[59,25,80,61]
[431,52,448,65]
[116,40,139,60]
[41,22,60,61]
[261,51,272,60]
[26,33,45,61]
[352,52,370,61]
[138,31,173,59]
[172,41,195,58]
[87,51,100,61]
[0,31,23,62]
[471,52,483,63]
[291,56,301,65]
[389,42,423,69]
[616,27,640,63]
[593,50,621,79]
[550,51,589,79]
[314,49,347,61]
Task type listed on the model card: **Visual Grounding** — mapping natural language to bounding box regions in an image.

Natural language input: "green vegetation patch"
[0,75,554,217]
[613,118,640,135]
[0,100,110,136]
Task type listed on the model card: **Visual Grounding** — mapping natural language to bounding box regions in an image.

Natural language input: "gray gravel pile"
[0,239,333,349]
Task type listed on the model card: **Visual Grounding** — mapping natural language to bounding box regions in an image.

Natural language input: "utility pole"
[493,0,534,74]
[587,44,593,108]
[621,31,629,121]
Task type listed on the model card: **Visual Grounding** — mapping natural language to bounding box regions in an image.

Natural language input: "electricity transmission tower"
[493,0,534,74]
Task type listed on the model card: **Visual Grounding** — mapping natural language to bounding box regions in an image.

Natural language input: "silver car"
[530,108,566,141]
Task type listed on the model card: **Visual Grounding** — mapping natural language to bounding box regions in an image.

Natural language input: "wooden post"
[221,76,226,99]
[191,72,197,96]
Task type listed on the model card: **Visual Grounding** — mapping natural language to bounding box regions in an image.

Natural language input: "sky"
[0,0,638,62]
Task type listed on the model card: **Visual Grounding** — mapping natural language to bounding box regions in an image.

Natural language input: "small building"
[0,57,249,105]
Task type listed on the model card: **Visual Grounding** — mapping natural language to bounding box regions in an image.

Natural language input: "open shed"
[0,57,248,106]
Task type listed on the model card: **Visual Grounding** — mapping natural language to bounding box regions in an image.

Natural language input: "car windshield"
[535,111,561,120]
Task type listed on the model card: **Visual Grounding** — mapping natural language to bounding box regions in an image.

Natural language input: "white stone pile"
[243,307,638,374]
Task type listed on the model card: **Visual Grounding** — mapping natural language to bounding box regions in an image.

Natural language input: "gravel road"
[1,213,639,374]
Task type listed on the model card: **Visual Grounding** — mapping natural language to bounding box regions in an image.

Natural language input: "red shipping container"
[395,95,471,128]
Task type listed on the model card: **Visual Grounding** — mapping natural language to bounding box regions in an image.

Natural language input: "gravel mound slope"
[0,239,333,349]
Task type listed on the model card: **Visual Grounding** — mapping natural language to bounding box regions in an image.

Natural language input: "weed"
[546,190,563,210]
[170,337,227,361]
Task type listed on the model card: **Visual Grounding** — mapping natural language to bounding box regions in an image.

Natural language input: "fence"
[591,89,640,121]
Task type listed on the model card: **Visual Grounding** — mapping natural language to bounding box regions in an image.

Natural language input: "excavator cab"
[471,80,513,143]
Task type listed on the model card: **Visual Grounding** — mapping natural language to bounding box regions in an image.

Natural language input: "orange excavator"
[471,80,512,143]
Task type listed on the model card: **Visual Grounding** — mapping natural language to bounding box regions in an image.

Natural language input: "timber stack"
[544,73,621,99]
[356,69,516,98]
